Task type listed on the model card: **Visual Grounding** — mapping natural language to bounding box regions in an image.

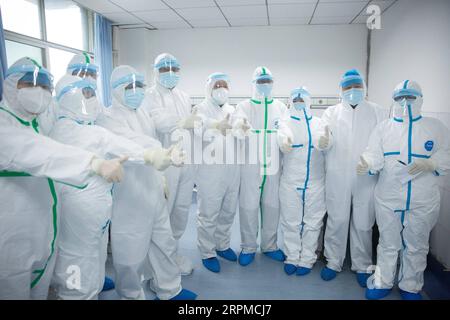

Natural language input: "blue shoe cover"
[284,263,297,275]
[202,257,220,273]
[320,267,337,281]
[170,289,197,300]
[216,248,237,262]
[400,289,422,300]
[101,276,115,292]
[296,267,311,276]
[238,252,255,266]
[356,272,372,288]
[263,249,286,262]
[365,288,392,300]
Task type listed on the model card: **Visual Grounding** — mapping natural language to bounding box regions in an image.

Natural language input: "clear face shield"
[7,64,54,115]
[253,74,273,97]
[209,73,230,106]
[68,63,99,84]
[112,73,146,110]
[57,79,100,121]
[392,87,423,120]
[155,58,180,89]
[290,88,310,111]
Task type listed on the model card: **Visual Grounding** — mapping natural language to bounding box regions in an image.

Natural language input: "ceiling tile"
[314,1,367,17]
[270,17,310,25]
[310,16,354,24]
[73,0,122,14]
[221,5,268,19]
[216,0,266,6]
[228,17,268,26]
[164,0,216,8]
[176,7,223,20]
[150,20,192,29]
[189,18,229,27]
[269,3,317,18]
[134,9,182,22]
[102,12,143,24]
[109,0,169,11]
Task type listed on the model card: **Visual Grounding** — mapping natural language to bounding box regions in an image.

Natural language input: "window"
[0,0,42,39]
[5,40,43,67]
[44,0,89,51]
[2,0,94,86]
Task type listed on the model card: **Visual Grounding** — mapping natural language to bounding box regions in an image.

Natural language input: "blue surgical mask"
[342,88,364,105]
[293,102,306,111]
[124,88,145,109]
[256,83,273,97]
[158,72,180,89]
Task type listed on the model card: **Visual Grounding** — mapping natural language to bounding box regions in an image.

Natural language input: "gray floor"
[100,191,406,300]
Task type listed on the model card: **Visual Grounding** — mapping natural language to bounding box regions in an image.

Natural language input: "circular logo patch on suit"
[424,140,434,151]
[273,118,280,129]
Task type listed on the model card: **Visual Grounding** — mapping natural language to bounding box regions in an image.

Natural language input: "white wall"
[369,0,450,268]
[117,24,368,98]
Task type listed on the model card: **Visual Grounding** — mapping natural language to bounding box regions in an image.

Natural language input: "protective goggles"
[57,79,97,102]
[111,73,145,90]
[8,65,54,92]
[155,58,180,73]
[253,74,273,84]
[290,88,310,103]
[68,63,99,79]
[392,88,422,101]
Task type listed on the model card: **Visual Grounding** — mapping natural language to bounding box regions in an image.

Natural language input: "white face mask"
[80,97,101,121]
[211,88,229,106]
[17,87,52,116]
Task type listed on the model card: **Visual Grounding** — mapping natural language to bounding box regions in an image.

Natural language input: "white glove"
[91,156,128,183]
[177,106,202,129]
[318,125,330,150]
[234,118,251,137]
[143,148,172,171]
[356,155,370,175]
[408,158,436,175]
[280,136,293,153]
[213,113,232,136]
[162,175,169,200]
[168,140,186,167]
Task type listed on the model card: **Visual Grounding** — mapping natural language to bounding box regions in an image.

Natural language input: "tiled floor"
[100,192,409,300]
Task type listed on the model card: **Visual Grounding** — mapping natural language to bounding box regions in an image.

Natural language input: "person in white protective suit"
[143,53,197,275]
[357,80,450,300]
[50,75,178,299]
[0,57,125,300]
[194,72,240,273]
[233,66,294,267]
[279,87,330,276]
[96,65,197,300]
[38,52,98,135]
[320,69,387,286]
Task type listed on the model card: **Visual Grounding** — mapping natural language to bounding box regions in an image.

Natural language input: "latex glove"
[143,147,172,171]
[318,125,330,149]
[408,158,436,175]
[234,118,251,136]
[162,175,169,200]
[280,136,293,153]
[356,155,370,175]
[91,156,128,183]
[213,113,232,136]
[177,106,202,129]
[168,140,186,167]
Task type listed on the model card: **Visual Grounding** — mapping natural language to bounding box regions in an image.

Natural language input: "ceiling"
[73,0,397,30]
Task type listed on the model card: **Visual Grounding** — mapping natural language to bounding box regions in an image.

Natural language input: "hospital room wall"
[116,24,368,101]
[368,0,450,268]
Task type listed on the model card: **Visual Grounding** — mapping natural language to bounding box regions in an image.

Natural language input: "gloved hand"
[408,158,436,175]
[280,136,293,153]
[177,106,202,129]
[356,155,370,175]
[213,113,232,136]
[168,140,186,167]
[162,175,169,200]
[91,156,128,183]
[143,147,172,171]
[234,118,251,137]
[318,125,330,149]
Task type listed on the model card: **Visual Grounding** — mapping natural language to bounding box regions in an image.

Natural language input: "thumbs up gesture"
[280,136,293,153]
[318,125,330,149]
[216,113,233,136]
[356,155,370,175]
